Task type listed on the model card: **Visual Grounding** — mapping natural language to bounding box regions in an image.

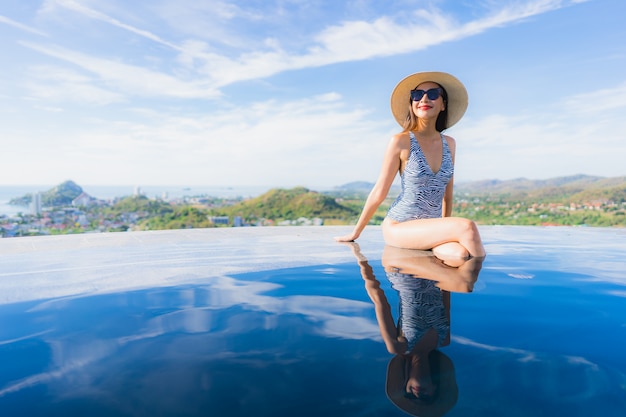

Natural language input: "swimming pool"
[0,226,624,416]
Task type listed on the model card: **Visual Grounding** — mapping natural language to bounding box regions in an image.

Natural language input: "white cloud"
[453,80,626,181]
[25,1,586,91]
[0,92,388,186]
[6,75,626,186]
[43,0,182,51]
[0,14,48,36]
[2,0,617,187]
[19,41,221,100]
[562,80,626,115]
[152,0,262,48]
[203,1,582,85]
[25,65,124,105]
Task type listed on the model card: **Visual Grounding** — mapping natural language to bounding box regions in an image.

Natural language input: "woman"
[335,71,485,262]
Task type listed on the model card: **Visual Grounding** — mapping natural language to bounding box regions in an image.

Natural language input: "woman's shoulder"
[390,131,412,146]
[392,130,411,139]
[441,133,456,143]
[441,134,457,159]
[442,134,457,149]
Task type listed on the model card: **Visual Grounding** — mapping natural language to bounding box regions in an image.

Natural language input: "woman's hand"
[334,232,359,242]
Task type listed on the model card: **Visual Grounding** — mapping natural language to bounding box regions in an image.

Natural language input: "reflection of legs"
[382,245,483,292]
[383,217,485,261]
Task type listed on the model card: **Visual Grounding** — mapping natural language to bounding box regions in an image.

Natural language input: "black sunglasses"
[410,88,442,101]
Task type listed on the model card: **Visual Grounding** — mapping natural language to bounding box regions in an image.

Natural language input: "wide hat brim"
[386,352,458,417]
[390,71,468,129]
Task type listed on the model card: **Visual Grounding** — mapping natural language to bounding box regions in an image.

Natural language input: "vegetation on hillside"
[138,206,216,230]
[454,175,625,227]
[331,176,625,227]
[5,175,625,235]
[455,175,626,203]
[208,187,358,225]
[83,188,359,230]
[9,180,84,206]
[109,195,173,216]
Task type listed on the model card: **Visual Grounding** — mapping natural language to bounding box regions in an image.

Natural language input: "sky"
[1,0,625,189]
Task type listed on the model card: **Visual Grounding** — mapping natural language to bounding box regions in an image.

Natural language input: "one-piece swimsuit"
[386,131,453,222]
[387,272,450,351]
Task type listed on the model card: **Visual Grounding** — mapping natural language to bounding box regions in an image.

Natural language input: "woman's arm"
[343,242,407,354]
[441,135,457,218]
[335,134,404,242]
[442,178,454,218]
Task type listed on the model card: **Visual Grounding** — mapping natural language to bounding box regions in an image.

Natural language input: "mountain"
[333,181,375,192]
[455,175,626,203]
[332,175,626,204]
[9,180,85,207]
[213,186,358,221]
[325,181,401,199]
[455,174,604,193]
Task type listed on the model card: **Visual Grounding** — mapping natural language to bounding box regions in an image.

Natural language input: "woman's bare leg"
[432,242,471,266]
[382,245,483,292]
[382,217,486,260]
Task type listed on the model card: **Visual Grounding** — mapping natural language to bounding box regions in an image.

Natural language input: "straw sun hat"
[386,351,458,417]
[390,71,468,129]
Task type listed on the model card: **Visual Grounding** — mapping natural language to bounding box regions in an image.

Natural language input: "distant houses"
[277,217,324,226]
[209,216,229,225]
[25,191,98,213]
[72,192,95,207]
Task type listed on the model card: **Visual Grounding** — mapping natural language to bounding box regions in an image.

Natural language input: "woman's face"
[406,374,436,400]
[411,81,445,121]
[405,353,436,401]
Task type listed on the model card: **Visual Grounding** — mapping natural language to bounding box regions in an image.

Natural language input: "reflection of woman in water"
[344,242,482,416]
[387,269,449,403]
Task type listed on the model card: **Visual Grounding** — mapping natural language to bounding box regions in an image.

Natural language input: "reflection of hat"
[390,71,468,128]
[386,351,458,417]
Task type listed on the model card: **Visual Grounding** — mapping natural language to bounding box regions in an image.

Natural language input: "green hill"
[455,175,626,203]
[9,180,84,207]
[569,183,626,203]
[213,186,358,223]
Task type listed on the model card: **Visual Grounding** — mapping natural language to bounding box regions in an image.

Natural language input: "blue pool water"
[0,226,624,416]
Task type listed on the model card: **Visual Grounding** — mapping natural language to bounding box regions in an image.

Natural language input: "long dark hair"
[402,83,449,132]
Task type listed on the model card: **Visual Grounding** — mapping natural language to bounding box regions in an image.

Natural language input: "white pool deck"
[1,225,624,305]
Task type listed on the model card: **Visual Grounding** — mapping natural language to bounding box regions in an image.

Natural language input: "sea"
[0,185,277,216]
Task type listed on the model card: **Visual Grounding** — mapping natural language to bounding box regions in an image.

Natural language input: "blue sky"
[1,0,625,188]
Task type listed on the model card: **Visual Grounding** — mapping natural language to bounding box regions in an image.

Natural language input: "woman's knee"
[455,218,486,257]
[456,218,481,240]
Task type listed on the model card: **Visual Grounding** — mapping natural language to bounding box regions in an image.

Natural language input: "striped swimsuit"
[386,132,453,222]
[387,272,450,351]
